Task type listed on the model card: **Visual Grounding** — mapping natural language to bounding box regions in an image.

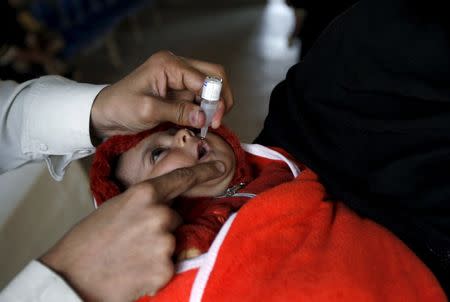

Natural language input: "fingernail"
[189,110,200,127]
[215,161,225,173]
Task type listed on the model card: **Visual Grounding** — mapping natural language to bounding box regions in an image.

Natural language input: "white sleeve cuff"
[21,75,107,155]
[0,260,82,302]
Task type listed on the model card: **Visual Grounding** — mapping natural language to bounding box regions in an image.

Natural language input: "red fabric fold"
[137,168,446,302]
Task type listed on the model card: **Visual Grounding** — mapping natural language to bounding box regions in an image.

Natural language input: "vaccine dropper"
[200,76,223,139]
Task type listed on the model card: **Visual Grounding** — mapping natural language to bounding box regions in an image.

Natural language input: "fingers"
[147,52,233,129]
[183,57,234,113]
[154,97,206,128]
[95,51,234,137]
[144,161,225,204]
[145,205,182,232]
[211,101,225,128]
[162,52,205,94]
[149,52,233,112]
[166,89,196,102]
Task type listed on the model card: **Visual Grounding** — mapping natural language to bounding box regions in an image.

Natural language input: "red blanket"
[137,168,446,302]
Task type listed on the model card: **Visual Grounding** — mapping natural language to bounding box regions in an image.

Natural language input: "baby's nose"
[175,128,195,145]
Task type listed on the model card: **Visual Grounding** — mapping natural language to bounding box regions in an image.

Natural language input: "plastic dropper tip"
[200,126,208,139]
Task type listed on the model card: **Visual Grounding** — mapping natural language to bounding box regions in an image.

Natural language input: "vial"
[199,76,222,138]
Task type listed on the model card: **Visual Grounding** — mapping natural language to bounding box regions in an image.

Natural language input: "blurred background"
[0,0,328,290]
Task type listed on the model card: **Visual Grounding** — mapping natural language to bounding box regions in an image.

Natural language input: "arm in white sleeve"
[0,76,107,180]
[0,261,82,302]
[0,76,107,300]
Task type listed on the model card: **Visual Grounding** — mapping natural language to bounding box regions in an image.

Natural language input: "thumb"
[157,99,206,128]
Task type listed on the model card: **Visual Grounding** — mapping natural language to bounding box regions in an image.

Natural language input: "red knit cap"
[90,123,253,207]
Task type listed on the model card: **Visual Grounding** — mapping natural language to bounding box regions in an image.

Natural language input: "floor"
[0,0,299,290]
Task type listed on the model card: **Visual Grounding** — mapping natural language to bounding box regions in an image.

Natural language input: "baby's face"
[115,128,236,197]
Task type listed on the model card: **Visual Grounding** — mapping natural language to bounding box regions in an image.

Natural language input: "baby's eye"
[151,147,167,163]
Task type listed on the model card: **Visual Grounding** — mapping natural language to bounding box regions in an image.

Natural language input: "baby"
[90,123,300,260]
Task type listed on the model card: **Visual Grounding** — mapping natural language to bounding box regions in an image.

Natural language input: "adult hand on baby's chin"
[90,50,234,141]
[39,161,225,302]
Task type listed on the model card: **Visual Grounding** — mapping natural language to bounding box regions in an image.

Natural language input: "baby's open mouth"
[197,141,210,160]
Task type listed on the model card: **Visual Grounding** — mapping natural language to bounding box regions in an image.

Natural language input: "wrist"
[39,252,70,290]
[89,118,103,146]
[39,249,88,300]
[90,85,111,143]
[39,248,67,281]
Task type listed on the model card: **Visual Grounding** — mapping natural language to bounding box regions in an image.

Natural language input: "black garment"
[288,0,357,59]
[256,0,449,296]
